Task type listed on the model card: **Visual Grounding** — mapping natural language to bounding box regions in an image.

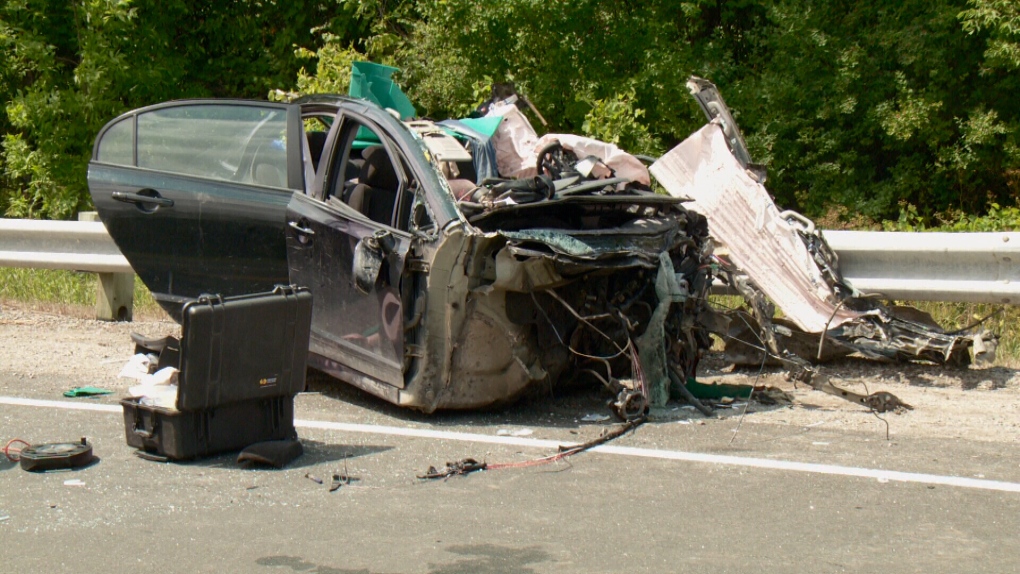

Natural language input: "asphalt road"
[1,313,1019,573]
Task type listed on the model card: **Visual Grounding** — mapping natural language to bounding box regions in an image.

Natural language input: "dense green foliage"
[0,0,372,218]
[395,0,1020,222]
[2,0,1019,225]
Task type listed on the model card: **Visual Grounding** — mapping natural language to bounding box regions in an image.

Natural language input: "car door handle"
[288,220,315,236]
[112,191,174,208]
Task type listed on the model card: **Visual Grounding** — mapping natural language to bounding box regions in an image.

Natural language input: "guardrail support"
[78,212,133,321]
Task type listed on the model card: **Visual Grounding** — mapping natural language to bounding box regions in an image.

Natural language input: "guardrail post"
[78,212,134,321]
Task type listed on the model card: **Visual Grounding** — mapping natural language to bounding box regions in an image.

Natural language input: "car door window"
[131,104,289,188]
[96,117,134,165]
[324,117,415,229]
[88,101,299,316]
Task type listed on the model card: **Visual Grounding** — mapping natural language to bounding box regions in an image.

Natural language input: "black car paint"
[89,163,293,312]
[90,95,463,399]
[89,100,305,317]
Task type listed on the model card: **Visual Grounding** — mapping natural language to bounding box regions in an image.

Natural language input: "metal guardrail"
[0,219,1017,312]
[0,217,134,321]
[824,230,1019,305]
[0,218,131,273]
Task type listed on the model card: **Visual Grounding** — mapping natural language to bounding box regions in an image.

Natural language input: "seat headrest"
[360,145,399,190]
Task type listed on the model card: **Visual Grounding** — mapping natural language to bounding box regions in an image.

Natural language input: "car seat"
[347,146,399,225]
[251,139,287,188]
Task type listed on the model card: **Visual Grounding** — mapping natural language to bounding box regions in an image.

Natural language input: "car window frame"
[319,111,417,232]
[91,100,304,193]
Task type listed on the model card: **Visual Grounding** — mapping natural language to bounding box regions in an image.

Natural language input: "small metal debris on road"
[418,417,647,480]
[329,472,359,492]
[580,414,610,423]
[418,459,488,480]
[305,473,323,485]
[0,511,10,522]
[328,454,359,491]
[63,479,85,487]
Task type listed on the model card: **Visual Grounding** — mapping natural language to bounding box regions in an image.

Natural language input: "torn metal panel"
[634,252,690,406]
[650,121,861,333]
[651,116,975,366]
[652,77,987,416]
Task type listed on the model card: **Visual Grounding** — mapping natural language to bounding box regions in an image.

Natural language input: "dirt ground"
[2,299,1017,444]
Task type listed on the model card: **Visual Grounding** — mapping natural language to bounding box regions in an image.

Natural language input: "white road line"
[4,395,1019,493]
[2,396,122,413]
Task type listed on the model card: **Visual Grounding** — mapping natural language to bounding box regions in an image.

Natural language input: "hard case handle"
[132,409,159,440]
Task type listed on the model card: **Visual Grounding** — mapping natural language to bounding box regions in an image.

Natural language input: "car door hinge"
[404,344,425,358]
[407,258,430,274]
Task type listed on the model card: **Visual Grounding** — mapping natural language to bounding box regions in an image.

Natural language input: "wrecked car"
[89,88,714,414]
[89,68,980,416]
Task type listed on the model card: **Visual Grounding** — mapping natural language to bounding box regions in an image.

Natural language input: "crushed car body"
[89,75,714,414]
[87,66,985,416]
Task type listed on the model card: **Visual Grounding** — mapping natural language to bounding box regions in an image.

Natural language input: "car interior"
[317,118,414,230]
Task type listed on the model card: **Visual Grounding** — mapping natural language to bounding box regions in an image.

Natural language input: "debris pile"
[650,77,993,412]
[404,82,717,414]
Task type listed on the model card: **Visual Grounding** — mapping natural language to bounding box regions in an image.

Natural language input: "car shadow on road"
[182,440,393,471]
[808,355,1019,390]
[303,365,795,432]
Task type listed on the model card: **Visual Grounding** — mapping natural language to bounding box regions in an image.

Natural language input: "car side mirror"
[352,229,396,294]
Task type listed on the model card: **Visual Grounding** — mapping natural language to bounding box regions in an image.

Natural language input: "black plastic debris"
[418,458,488,480]
[19,437,95,472]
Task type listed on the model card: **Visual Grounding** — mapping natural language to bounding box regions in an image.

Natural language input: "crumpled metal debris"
[418,458,488,480]
[649,78,995,411]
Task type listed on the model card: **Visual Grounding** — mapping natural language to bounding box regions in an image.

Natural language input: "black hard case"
[175,286,312,410]
[120,286,311,460]
[121,396,295,460]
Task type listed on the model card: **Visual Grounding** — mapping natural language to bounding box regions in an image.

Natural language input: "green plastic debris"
[349,61,416,120]
[683,379,753,400]
[63,386,113,398]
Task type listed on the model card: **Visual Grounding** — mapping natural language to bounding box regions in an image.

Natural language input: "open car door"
[285,111,416,392]
[88,101,304,317]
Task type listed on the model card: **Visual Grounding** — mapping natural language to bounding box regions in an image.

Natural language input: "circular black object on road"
[19,438,94,472]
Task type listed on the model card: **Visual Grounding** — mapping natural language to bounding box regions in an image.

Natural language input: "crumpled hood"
[498,216,690,263]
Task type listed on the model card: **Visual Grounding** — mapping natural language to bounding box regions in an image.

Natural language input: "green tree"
[743,0,1018,219]
[0,0,370,219]
[395,0,766,153]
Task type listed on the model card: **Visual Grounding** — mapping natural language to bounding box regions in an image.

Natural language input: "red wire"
[4,439,30,462]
